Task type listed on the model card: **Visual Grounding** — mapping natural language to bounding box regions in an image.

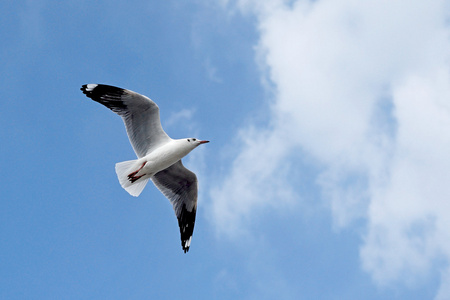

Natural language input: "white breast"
[140,140,192,175]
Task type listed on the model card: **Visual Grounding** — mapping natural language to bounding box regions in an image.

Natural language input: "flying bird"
[81,84,209,253]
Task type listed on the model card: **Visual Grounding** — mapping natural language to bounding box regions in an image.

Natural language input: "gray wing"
[81,84,171,158]
[151,160,198,253]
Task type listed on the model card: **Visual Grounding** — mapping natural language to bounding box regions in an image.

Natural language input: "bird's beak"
[199,140,210,144]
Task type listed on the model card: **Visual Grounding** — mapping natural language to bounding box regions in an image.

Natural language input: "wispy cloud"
[165,108,196,128]
[209,0,450,296]
[209,125,297,237]
[203,57,223,83]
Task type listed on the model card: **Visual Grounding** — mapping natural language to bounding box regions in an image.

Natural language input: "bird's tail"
[115,159,150,197]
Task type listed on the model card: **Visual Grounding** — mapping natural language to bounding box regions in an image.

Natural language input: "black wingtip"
[80,84,128,113]
[80,83,99,98]
[80,84,88,94]
[178,204,196,253]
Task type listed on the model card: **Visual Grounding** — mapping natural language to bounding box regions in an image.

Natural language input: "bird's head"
[185,138,210,148]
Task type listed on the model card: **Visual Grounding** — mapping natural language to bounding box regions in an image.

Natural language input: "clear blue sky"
[1,0,450,299]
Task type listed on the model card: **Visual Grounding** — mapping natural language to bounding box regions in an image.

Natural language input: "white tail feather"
[115,160,150,197]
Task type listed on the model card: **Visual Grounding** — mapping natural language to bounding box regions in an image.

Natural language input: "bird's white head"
[174,138,209,157]
[173,138,210,155]
[185,138,210,148]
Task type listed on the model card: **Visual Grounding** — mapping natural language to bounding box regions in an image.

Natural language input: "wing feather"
[151,161,198,253]
[81,84,171,158]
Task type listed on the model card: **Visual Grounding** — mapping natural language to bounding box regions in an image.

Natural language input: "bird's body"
[115,138,207,197]
[139,139,203,176]
[80,84,209,252]
[125,140,193,180]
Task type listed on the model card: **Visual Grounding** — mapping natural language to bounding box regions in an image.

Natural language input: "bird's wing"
[81,84,171,158]
[151,160,198,253]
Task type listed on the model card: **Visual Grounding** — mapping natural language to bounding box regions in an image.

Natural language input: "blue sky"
[1,0,450,299]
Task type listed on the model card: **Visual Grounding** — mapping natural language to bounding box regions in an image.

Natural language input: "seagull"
[80,84,209,253]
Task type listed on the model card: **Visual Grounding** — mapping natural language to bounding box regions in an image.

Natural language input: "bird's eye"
[193,138,196,141]
[187,139,190,142]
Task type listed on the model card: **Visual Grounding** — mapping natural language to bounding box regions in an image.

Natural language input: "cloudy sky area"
[1,0,450,299]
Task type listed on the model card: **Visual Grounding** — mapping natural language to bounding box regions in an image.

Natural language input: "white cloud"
[209,0,450,296]
[361,70,450,288]
[209,125,297,237]
[165,108,195,128]
[203,57,223,83]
